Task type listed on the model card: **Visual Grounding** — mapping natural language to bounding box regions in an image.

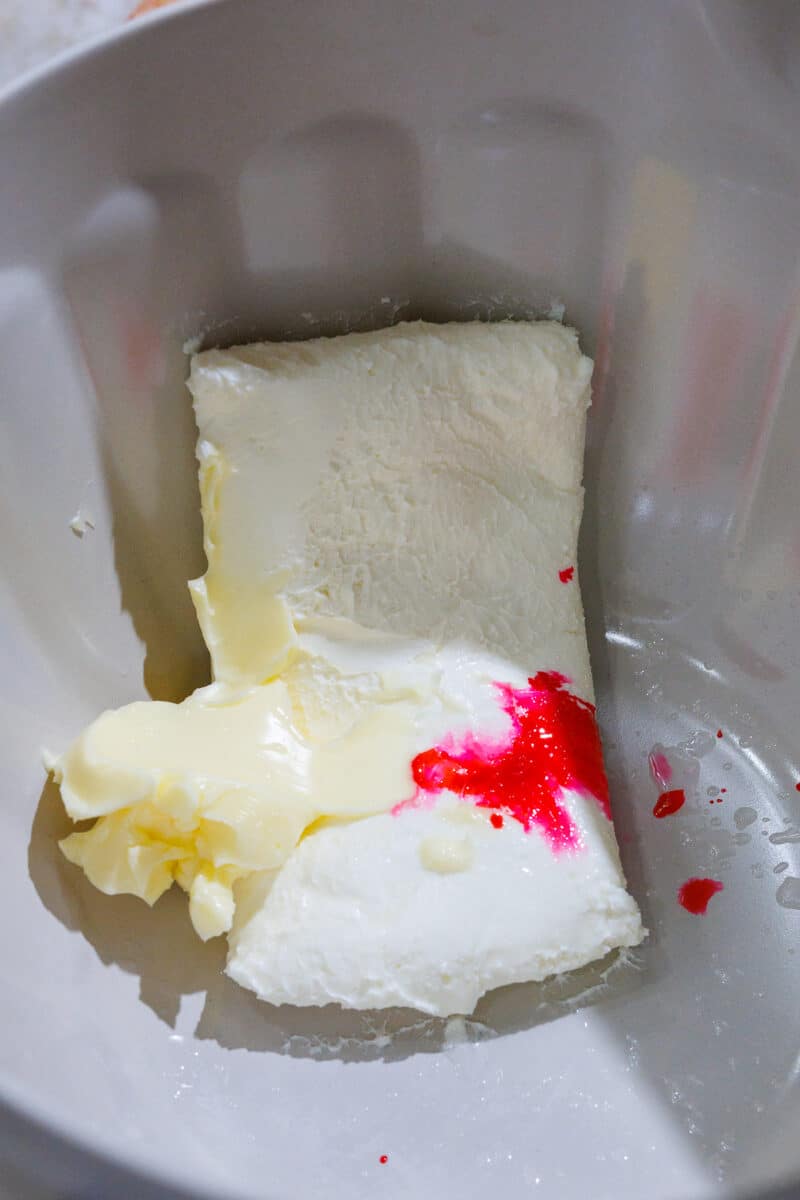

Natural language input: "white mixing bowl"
[2,2,799,1196]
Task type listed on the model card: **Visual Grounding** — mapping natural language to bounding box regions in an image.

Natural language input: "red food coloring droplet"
[678,877,724,914]
[795,782,800,793]
[379,1156,389,1165]
[410,671,610,850]
[490,812,504,829]
[721,788,727,794]
[558,565,575,584]
[653,788,685,818]
[716,797,723,803]
[716,729,724,738]
[648,750,673,787]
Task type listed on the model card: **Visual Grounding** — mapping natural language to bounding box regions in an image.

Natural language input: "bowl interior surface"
[2,2,800,1197]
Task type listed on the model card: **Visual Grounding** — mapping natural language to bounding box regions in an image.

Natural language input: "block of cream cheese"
[53,320,644,1016]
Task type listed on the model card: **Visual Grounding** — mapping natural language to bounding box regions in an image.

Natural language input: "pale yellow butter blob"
[56,677,420,939]
[418,834,474,875]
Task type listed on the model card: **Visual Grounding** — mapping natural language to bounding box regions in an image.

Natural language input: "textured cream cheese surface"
[189,320,589,685]
[53,320,644,1015]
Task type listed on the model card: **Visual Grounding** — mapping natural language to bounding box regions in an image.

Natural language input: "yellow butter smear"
[52,444,421,940]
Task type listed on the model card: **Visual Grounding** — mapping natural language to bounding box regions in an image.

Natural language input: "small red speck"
[716,730,723,738]
[653,788,685,818]
[795,782,800,793]
[379,1155,389,1165]
[709,799,714,805]
[558,566,575,584]
[490,812,504,829]
[721,788,727,794]
[678,877,724,915]
[716,797,723,803]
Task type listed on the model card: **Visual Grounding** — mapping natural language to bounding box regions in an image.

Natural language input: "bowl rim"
[0,0,218,113]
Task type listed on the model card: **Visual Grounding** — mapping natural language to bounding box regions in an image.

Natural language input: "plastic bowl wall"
[1,2,800,1197]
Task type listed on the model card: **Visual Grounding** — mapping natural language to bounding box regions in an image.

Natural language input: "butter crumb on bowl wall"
[68,507,95,537]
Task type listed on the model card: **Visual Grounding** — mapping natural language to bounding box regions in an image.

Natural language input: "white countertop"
[0,0,141,91]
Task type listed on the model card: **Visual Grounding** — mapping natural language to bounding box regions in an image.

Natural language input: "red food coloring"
[490,812,504,829]
[653,788,685,818]
[648,750,673,788]
[558,565,575,584]
[379,1156,389,1165]
[716,729,724,738]
[678,877,724,914]
[716,797,723,803]
[721,788,727,794]
[410,671,610,850]
[795,782,800,793]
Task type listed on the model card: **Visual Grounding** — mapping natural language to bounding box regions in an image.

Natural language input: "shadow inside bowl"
[29,776,226,1028]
